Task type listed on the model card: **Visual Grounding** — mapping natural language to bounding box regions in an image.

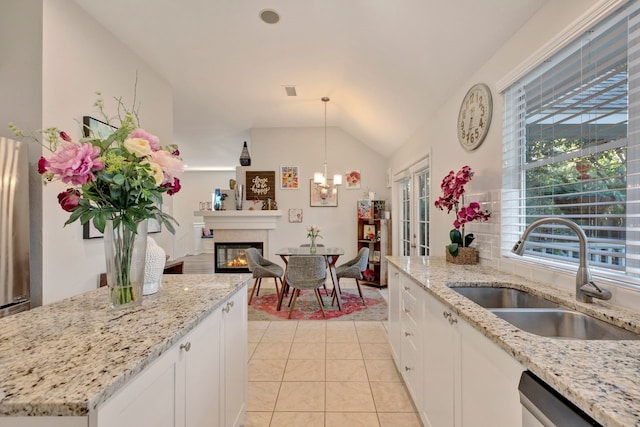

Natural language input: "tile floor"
[245,320,422,427]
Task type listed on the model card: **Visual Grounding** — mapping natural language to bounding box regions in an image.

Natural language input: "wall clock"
[457,83,492,151]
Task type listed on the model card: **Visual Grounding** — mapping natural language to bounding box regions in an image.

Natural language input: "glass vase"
[104,219,148,309]
[309,237,317,253]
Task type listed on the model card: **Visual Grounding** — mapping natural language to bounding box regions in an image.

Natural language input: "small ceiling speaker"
[260,9,280,24]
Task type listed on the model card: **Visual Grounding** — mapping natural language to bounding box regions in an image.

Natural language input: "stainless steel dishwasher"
[518,371,602,426]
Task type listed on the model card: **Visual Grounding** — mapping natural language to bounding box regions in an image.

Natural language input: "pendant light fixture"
[314,97,342,187]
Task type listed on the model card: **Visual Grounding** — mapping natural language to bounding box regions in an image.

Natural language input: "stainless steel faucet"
[511,217,612,303]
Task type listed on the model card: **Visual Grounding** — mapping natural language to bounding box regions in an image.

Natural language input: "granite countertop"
[0,273,250,417]
[387,256,640,427]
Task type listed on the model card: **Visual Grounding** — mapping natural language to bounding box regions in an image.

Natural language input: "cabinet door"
[184,309,222,427]
[400,280,424,406]
[97,345,181,427]
[221,288,248,427]
[422,293,457,427]
[458,320,524,427]
[387,265,401,363]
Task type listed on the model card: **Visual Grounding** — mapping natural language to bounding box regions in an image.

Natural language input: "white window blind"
[503,0,640,280]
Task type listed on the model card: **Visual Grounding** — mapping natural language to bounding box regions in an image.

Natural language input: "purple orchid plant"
[434,166,491,257]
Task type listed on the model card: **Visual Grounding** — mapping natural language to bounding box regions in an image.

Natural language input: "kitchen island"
[0,273,249,427]
[387,256,640,427]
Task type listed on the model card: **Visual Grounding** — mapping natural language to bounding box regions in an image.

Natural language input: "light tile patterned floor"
[245,320,423,427]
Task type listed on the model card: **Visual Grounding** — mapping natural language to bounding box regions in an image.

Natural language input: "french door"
[397,158,430,256]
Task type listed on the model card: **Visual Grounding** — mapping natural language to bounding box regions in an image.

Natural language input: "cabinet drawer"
[401,292,422,325]
[401,315,420,348]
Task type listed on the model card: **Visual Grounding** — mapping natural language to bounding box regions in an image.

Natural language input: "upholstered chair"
[245,248,284,305]
[334,247,370,306]
[284,255,327,319]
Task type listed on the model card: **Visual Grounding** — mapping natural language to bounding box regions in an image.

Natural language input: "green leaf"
[447,243,459,257]
[113,174,125,185]
[449,229,462,244]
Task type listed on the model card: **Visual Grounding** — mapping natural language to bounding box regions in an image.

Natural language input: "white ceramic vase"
[143,236,166,295]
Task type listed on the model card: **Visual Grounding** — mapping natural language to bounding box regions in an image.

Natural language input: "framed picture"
[280,166,300,189]
[357,200,372,219]
[83,221,103,239]
[288,208,303,223]
[310,179,338,207]
[345,170,361,189]
[246,171,276,200]
[83,116,116,139]
[371,250,381,262]
[363,224,376,240]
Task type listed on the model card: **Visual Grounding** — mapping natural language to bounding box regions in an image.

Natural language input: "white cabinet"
[387,265,401,363]
[422,291,524,427]
[97,286,247,427]
[389,269,524,427]
[399,278,424,407]
[458,319,523,426]
[220,288,247,427]
[422,292,458,427]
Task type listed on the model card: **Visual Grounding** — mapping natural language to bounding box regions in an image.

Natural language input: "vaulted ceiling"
[72,0,548,168]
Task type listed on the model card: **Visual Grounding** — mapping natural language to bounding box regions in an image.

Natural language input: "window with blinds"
[503,1,640,280]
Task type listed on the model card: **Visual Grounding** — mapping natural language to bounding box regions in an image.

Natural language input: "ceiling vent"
[260,9,280,24]
[284,86,297,97]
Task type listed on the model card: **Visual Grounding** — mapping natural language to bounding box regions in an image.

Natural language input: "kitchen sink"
[491,308,640,340]
[449,286,560,309]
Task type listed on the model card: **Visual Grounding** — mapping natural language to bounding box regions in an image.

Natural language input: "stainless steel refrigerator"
[0,137,30,316]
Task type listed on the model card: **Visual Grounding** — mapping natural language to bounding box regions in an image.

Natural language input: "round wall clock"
[457,83,492,151]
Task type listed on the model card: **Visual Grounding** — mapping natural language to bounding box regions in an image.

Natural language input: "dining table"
[275,246,345,311]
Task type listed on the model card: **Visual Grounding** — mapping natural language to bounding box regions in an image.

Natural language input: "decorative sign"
[246,171,276,200]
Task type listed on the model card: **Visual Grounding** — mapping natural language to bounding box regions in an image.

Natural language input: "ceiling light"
[314,97,342,190]
[284,86,297,96]
[259,9,280,24]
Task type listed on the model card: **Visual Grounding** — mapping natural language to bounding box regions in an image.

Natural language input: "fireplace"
[214,242,263,273]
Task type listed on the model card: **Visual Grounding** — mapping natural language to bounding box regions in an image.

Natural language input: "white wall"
[172,170,236,257]
[40,0,173,304]
[387,0,640,309]
[391,0,600,259]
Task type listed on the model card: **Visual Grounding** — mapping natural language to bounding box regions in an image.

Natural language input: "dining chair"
[334,247,370,306]
[299,243,329,296]
[284,255,327,319]
[245,248,284,305]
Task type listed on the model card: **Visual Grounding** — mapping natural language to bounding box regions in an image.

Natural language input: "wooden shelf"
[357,202,390,288]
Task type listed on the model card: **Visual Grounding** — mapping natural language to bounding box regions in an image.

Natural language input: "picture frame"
[280,166,300,189]
[83,221,103,239]
[288,208,303,223]
[310,179,338,207]
[246,171,276,200]
[357,200,372,219]
[83,115,116,139]
[371,250,381,262]
[363,224,376,240]
[345,170,361,189]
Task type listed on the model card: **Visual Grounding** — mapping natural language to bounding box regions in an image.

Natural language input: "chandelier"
[314,97,342,188]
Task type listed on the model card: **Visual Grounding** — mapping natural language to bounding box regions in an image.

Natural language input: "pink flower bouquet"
[434,166,490,257]
[12,94,183,234]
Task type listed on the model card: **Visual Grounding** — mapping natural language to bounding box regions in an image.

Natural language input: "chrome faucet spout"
[510,217,610,303]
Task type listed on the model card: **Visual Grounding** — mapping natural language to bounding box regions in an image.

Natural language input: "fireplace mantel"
[195,210,282,230]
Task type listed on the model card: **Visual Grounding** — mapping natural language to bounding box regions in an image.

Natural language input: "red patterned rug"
[247,287,388,321]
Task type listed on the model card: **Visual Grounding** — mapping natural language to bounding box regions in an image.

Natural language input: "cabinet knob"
[228,300,235,308]
[443,311,451,319]
[404,308,410,314]
[404,366,412,371]
[404,331,412,337]
[222,306,230,313]
[403,286,410,291]
[180,342,191,352]
[449,317,458,325]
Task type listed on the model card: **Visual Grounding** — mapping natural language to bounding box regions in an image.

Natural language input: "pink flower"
[129,128,160,151]
[37,157,48,174]
[161,177,181,195]
[57,188,81,212]
[150,149,183,183]
[59,131,71,142]
[46,142,104,185]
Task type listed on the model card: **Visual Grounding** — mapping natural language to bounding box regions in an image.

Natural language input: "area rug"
[248,287,388,321]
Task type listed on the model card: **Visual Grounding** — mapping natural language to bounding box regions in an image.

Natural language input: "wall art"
[280,166,300,189]
[310,179,338,207]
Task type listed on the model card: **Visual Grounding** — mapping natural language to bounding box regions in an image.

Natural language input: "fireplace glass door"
[214,242,264,273]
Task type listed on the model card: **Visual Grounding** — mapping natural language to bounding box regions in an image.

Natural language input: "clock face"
[457,83,492,151]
